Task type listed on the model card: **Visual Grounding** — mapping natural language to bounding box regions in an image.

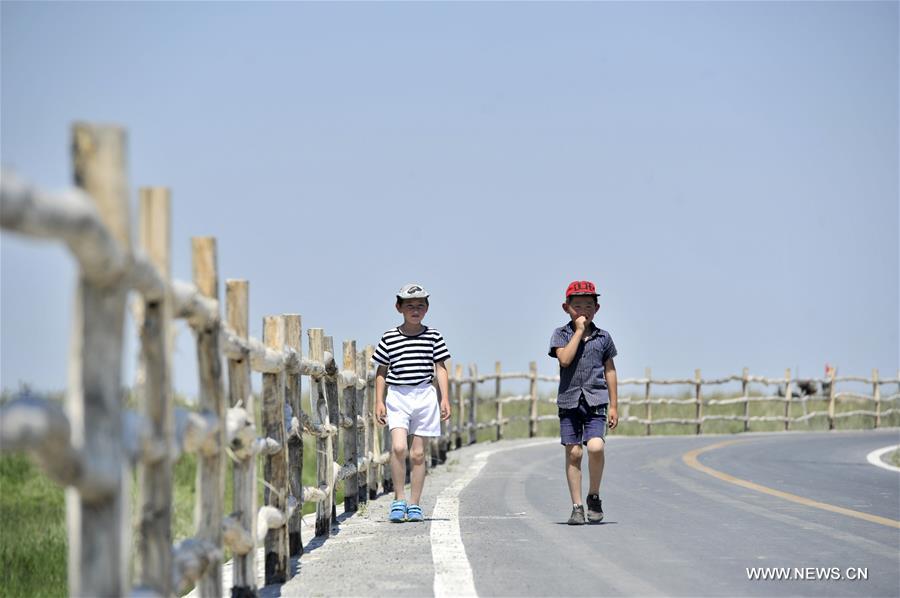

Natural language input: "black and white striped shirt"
[372,326,451,386]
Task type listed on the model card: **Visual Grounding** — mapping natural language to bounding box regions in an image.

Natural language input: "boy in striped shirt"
[373,283,452,523]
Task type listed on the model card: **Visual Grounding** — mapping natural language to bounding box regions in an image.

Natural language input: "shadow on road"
[552,520,618,526]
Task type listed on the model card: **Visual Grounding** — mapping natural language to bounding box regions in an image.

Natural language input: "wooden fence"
[0,123,403,597]
[1,123,897,597]
[446,364,900,441]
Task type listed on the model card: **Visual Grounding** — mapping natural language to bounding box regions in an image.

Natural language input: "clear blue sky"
[2,1,897,398]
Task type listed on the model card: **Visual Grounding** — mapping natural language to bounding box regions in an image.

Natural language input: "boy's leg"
[586,437,605,495]
[390,427,410,500]
[559,402,586,505]
[584,402,608,495]
[409,435,427,504]
[564,443,584,504]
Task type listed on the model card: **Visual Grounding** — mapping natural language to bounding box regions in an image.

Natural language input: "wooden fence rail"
[0,123,393,597]
[1,123,897,597]
[444,362,900,441]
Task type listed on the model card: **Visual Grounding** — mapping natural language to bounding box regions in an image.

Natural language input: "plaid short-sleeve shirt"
[548,322,617,409]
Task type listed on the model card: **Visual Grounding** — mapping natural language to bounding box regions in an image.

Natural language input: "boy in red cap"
[548,280,619,525]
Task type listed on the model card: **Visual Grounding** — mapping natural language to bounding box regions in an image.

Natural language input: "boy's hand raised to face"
[573,315,588,331]
[564,304,591,331]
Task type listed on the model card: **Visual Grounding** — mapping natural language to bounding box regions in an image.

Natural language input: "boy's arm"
[374,365,388,425]
[605,357,618,429]
[435,360,451,420]
[555,317,587,368]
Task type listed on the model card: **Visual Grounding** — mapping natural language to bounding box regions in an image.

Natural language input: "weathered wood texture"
[135,187,173,596]
[454,364,464,449]
[192,237,225,598]
[495,361,503,441]
[323,336,341,522]
[356,348,370,504]
[342,340,359,512]
[284,314,304,557]
[66,123,130,598]
[695,369,703,435]
[468,364,477,445]
[365,345,381,498]
[308,328,333,538]
[66,124,131,596]
[262,316,290,584]
[528,361,538,438]
[226,279,256,595]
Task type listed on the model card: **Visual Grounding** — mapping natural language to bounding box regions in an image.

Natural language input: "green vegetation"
[0,454,67,598]
[470,387,900,440]
[889,449,900,468]
[1,432,335,598]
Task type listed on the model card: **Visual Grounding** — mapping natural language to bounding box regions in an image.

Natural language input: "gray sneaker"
[586,494,604,522]
[567,504,586,525]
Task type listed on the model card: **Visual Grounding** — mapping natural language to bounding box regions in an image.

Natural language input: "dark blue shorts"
[559,397,607,445]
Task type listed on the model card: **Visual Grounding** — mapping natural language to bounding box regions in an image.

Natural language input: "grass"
[0,454,67,598]
[889,449,900,468]
[467,386,900,439]
[2,434,331,598]
[2,385,895,597]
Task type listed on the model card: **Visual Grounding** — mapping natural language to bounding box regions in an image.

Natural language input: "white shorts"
[386,382,441,437]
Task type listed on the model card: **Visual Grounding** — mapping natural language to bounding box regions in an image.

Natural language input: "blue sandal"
[389,499,407,523]
[406,504,424,522]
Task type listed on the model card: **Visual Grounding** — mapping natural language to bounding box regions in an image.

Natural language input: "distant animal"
[777,379,819,398]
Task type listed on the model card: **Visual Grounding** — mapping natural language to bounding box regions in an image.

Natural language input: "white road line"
[866,444,900,473]
[431,440,555,598]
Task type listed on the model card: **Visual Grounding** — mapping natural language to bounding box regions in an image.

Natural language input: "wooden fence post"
[284,314,304,556]
[455,364,464,449]
[377,352,392,495]
[343,340,360,513]
[381,354,393,493]
[364,345,382,497]
[783,368,792,431]
[437,361,449,464]
[873,369,881,428]
[495,361,503,441]
[262,315,290,584]
[694,369,702,435]
[135,187,173,596]
[356,348,370,504]
[308,328,333,537]
[66,123,130,597]
[827,367,837,430]
[529,362,538,438]
[644,367,652,436]
[428,371,439,467]
[226,279,256,595]
[192,237,226,597]
[382,404,394,494]
[324,336,341,521]
[742,367,750,433]
[468,364,478,445]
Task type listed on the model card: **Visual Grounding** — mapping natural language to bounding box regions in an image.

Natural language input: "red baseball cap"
[565,280,599,299]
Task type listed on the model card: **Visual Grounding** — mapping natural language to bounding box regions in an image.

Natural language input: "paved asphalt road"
[463,430,899,597]
[260,429,899,597]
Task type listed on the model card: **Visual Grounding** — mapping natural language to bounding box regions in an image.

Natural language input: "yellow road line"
[682,439,900,529]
